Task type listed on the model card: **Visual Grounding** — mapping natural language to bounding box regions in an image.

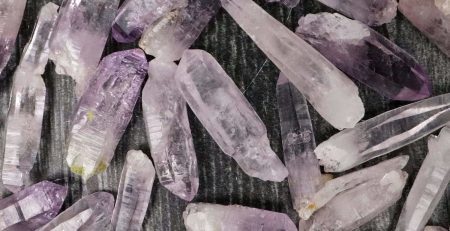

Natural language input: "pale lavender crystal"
[0,0,26,77]
[111,150,155,230]
[2,3,59,193]
[49,0,119,96]
[176,50,288,182]
[424,226,449,231]
[183,203,297,231]
[142,60,198,201]
[315,93,450,172]
[276,73,322,213]
[40,192,114,230]
[0,181,67,230]
[266,0,300,8]
[112,0,187,43]
[399,0,450,57]
[139,0,220,61]
[296,13,431,101]
[66,49,147,180]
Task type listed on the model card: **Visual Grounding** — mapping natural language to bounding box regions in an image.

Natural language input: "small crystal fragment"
[296,13,431,101]
[111,150,156,230]
[183,203,297,231]
[0,181,67,230]
[266,0,300,8]
[396,127,450,231]
[66,49,147,180]
[2,2,59,193]
[424,226,449,231]
[142,60,198,201]
[176,50,288,182]
[220,0,364,129]
[315,93,450,172]
[40,192,114,230]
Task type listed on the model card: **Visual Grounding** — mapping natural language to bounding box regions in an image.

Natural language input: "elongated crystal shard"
[142,60,198,201]
[396,127,450,231]
[2,3,59,193]
[183,203,297,231]
[220,0,364,129]
[111,150,156,230]
[66,49,147,180]
[176,50,288,182]
[296,13,431,101]
[40,192,114,230]
[424,226,448,231]
[0,181,67,230]
[315,93,450,172]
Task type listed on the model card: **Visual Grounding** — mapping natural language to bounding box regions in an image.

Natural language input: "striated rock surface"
[266,0,300,8]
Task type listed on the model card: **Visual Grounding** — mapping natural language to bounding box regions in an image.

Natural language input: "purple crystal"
[66,49,147,180]
[296,13,431,101]
[0,181,67,230]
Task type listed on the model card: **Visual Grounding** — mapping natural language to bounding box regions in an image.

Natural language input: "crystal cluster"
[142,60,198,201]
[66,49,147,180]
[296,13,431,101]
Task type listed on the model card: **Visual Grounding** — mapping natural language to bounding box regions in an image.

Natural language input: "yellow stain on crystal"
[306,203,317,211]
[70,165,85,175]
[94,161,108,174]
[86,111,95,122]
[70,161,108,178]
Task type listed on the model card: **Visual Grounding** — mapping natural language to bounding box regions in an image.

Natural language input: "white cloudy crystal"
[424,226,449,231]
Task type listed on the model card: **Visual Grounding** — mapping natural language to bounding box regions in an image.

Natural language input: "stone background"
[0,0,449,230]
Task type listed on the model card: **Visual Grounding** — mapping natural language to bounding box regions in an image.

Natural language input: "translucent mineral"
[399,0,450,57]
[139,0,220,61]
[2,3,59,193]
[111,150,156,230]
[0,181,67,230]
[424,226,449,231]
[276,73,322,213]
[0,0,26,76]
[142,60,198,201]
[396,127,450,231]
[40,192,114,231]
[266,0,300,8]
[183,203,297,231]
[66,49,147,180]
[176,50,288,182]
[296,13,431,101]
[315,93,450,172]
[49,0,120,96]
[220,0,364,129]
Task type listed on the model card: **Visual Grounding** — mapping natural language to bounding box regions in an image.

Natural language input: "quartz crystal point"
[142,60,198,201]
[296,13,431,101]
[49,0,120,96]
[111,150,156,230]
[2,3,59,193]
[424,227,449,231]
[0,181,67,230]
[399,0,450,57]
[176,50,288,182]
[139,0,220,61]
[266,0,299,8]
[66,49,147,180]
[299,155,409,220]
[315,93,450,172]
[183,203,297,231]
[112,0,188,43]
[396,127,450,231]
[0,0,26,77]
[220,0,364,129]
[40,192,114,231]
[276,73,322,213]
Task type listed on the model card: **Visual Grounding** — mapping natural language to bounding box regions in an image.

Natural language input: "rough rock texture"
[266,0,300,8]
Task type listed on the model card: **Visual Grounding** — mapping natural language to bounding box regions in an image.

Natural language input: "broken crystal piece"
[111,150,156,230]
[424,227,449,231]
[176,50,288,182]
[296,13,431,101]
[315,93,450,172]
[220,0,364,129]
[142,60,199,201]
[266,0,300,8]
[66,49,147,180]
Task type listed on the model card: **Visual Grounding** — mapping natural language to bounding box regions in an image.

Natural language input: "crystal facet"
[266,0,300,8]
[220,0,364,129]
[142,60,198,201]
[315,93,450,172]
[296,13,431,101]
[111,150,156,230]
[424,226,449,231]
[183,203,297,231]
[176,50,288,182]
[40,192,114,231]
[66,49,147,180]
[2,3,59,193]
